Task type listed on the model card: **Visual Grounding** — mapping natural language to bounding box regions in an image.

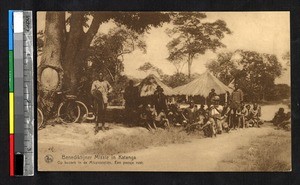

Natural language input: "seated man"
[167,103,185,126]
[248,103,263,128]
[200,111,216,137]
[272,108,286,126]
[197,104,206,116]
[220,102,231,132]
[155,110,170,129]
[139,104,157,131]
[277,111,291,130]
[183,101,197,125]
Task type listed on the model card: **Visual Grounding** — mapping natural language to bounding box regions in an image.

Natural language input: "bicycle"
[37,90,89,129]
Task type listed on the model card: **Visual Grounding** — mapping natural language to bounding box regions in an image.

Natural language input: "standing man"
[207,88,217,107]
[154,86,168,114]
[124,80,138,123]
[91,72,113,133]
[230,83,244,129]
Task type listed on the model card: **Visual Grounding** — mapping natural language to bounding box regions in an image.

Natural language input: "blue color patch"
[8,10,14,50]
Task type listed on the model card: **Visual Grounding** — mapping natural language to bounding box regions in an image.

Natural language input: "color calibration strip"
[9,10,35,176]
[9,10,15,177]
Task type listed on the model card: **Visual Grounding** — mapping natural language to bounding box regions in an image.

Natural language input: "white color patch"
[13,11,23,33]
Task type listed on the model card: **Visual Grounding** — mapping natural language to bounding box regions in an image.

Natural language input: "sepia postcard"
[37,11,291,171]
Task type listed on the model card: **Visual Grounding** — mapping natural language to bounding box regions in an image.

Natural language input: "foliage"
[138,62,164,77]
[40,11,172,90]
[265,84,291,101]
[205,52,239,85]
[166,12,231,77]
[162,72,200,88]
[109,75,130,106]
[88,27,146,81]
[282,51,290,67]
[206,50,283,101]
[39,12,171,121]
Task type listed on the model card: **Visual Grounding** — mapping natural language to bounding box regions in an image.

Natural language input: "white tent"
[174,71,232,97]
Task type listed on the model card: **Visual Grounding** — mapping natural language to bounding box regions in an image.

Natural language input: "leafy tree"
[162,73,190,88]
[138,62,164,77]
[205,52,239,85]
[38,12,171,93]
[88,27,146,81]
[265,84,290,101]
[166,12,231,78]
[207,50,283,101]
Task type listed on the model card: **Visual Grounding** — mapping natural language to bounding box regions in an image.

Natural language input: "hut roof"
[174,71,232,97]
[138,74,177,96]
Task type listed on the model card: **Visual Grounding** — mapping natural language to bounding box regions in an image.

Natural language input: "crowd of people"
[123,80,266,136]
[91,73,289,135]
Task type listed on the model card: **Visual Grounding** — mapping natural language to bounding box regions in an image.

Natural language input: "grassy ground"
[84,127,203,155]
[217,129,291,171]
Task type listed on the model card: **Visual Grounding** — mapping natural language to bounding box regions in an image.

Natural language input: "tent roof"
[174,71,232,97]
[138,74,178,96]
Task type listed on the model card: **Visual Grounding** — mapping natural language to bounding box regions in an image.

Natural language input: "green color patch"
[9,50,14,92]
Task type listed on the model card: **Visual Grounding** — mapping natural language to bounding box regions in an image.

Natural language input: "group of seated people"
[176,97,263,137]
[137,95,264,136]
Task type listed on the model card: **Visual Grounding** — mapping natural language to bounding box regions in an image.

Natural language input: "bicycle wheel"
[75,101,89,123]
[57,101,81,123]
[37,108,44,129]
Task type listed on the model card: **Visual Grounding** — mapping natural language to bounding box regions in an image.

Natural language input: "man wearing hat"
[154,85,167,114]
[207,88,217,108]
[91,72,113,132]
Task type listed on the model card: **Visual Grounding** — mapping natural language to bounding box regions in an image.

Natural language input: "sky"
[37,11,290,85]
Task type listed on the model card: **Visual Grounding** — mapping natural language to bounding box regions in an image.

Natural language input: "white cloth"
[91,80,112,103]
[210,105,223,116]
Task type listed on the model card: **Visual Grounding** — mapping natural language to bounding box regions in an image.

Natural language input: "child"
[244,105,251,127]
[236,107,244,128]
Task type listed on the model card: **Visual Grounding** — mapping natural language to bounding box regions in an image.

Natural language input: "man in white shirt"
[91,73,112,132]
[209,96,224,134]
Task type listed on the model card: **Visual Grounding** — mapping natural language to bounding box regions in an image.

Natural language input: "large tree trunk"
[62,13,103,93]
[62,12,85,92]
[38,12,65,92]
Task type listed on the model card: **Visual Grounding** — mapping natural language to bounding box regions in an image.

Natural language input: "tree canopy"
[39,12,172,93]
[166,12,231,77]
[206,50,283,101]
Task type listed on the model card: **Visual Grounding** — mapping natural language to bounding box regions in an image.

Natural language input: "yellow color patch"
[9,93,14,134]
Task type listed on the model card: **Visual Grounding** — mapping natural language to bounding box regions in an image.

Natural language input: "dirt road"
[38,124,278,171]
[119,125,276,171]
